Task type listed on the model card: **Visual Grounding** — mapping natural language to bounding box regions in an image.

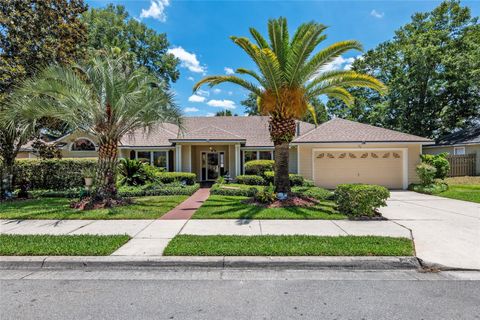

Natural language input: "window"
[259,151,273,160]
[454,147,465,155]
[153,151,167,169]
[134,150,169,170]
[244,151,257,163]
[71,138,95,151]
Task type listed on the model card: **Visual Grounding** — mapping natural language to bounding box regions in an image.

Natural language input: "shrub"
[264,171,304,186]
[118,159,156,186]
[236,175,266,186]
[292,186,333,201]
[254,184,276,204]
[334,184,390,217]
[118,183,200,197]
[408,183,448,195]
[155,172,196,185]
[244,160,275,176]
[302,179,315,187]
[210,184,260,197]
[13,159,96,190]
[416,163,437,186]
[420,153,450,180]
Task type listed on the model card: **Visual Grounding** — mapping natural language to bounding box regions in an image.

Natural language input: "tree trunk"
[95,140,118,200]
[273,141,291,194]
[0,157,14,200]
[269,117,296,195]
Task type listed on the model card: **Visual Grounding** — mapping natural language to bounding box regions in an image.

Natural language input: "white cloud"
[206,112,215,117]
[212,88,222,94]
[167,46,206,73]
[184,107,199,113]
[370,9,384,19]
[321,56,357,72]
[187,76,195,81]
[188,94,206,103]
[224,67,235,75]
[140,0,170,22]
[207,99,236,109]
[196,89,210,97]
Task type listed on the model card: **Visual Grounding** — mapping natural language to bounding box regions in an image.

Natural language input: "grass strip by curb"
[163,235,414,256]
[0,234,131,256]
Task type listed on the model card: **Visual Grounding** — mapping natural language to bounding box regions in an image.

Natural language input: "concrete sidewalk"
[1,218,411,256]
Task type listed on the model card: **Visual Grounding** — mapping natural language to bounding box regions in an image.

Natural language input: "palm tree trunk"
[95,140,118,199]
[273,141,291,194]
[269,117,296,195]
[0,157,14,200]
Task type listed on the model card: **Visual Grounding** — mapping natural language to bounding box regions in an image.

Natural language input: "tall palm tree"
[194,18,386,195]
[13,54,182,201]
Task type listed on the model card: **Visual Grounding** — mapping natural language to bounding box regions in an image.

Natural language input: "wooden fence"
[446,154,477,177]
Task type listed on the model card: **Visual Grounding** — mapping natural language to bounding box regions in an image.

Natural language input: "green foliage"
[331,1,480,139]
[244,160,275,176]
[13,159,96,191]
[335,184,390,217]
[117,183,200,197]
[31,140,63,159]
[236,175,266,186]
[416,163,437,186]
[420,153,450,180]
[81,4,179,84]
[292,186,333,201]
[215,110,237,116]
[254,184,276,204]
[408,183,448,195]
[155,172,197,185]
[210,184,261,197]
[118,159,159,186]
[264,171,304,186]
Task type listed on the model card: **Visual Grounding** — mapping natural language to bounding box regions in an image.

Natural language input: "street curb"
[0,256,420,270]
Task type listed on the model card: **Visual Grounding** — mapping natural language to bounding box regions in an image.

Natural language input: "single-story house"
[18,116,432,189]
[423,124,480,175]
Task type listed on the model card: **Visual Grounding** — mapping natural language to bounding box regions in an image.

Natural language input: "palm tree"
[194,18,386,195]
[13,54,182,202]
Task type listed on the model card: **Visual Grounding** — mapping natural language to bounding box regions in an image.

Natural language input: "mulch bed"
[244,196,319,208]
[348,212,387,221]
[70,197,133,210]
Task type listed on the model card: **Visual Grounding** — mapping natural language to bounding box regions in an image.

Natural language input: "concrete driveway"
[380,191,480,270]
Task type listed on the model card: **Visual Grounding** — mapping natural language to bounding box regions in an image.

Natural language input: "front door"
[201,151,226,181]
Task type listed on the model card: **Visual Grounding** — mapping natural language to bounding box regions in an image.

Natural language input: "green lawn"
[192,195,346,220]
[0,195,188,220]
[0,234,130,256]
[163,235,414,256]
[438,184,480,203]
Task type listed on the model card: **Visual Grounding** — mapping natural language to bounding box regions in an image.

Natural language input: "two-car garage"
[312,149,407,189]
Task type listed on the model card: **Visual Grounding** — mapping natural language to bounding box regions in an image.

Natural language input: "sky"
[86,0,480,116]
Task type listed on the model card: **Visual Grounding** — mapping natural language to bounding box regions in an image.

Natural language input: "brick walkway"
[159,187,211,220]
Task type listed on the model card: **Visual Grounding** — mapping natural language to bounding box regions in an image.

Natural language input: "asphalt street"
[1,268,479,320]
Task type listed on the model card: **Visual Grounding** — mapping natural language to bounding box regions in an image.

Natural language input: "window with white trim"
[454,147,465,155]
[71,138,95,151]
[134,150,169,170]
[242,150,274,173]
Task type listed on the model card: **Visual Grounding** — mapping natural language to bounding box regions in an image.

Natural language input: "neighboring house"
[423,124,480,175]
[18,116,432,189]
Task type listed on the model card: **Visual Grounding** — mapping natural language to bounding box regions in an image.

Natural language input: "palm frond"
[193,75,262,96]
[308,86,354,106]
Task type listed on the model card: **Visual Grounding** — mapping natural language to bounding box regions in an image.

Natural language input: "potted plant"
[82,167,96,189]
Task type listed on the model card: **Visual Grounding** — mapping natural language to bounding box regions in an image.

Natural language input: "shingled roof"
[433,124,480,146]
[293,118,432,143]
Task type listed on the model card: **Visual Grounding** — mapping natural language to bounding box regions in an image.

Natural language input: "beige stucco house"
[18,117,432,189]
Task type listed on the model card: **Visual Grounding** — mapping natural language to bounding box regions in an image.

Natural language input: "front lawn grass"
[0,195,188,220]
[0,234,130,256]
[438,184,480,203]
[192,195,345,220]
[163,235,414,256]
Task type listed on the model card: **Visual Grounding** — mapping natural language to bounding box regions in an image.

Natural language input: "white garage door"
[313,150,404,189]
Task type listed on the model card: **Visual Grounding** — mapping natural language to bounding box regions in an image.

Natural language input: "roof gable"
[294,118,432,143]
[435,124,480,145]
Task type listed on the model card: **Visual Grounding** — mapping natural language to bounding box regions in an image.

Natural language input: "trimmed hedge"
[292,186,333,201]
[408,183,448,195]
[14,159,96,190]
[29,183,200,198]
[210,184,261,197]
[244,160,274,176]
[155,172,196,185]
[236,175,266,186]
[334,184,390,217]
[264,171,305,186]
